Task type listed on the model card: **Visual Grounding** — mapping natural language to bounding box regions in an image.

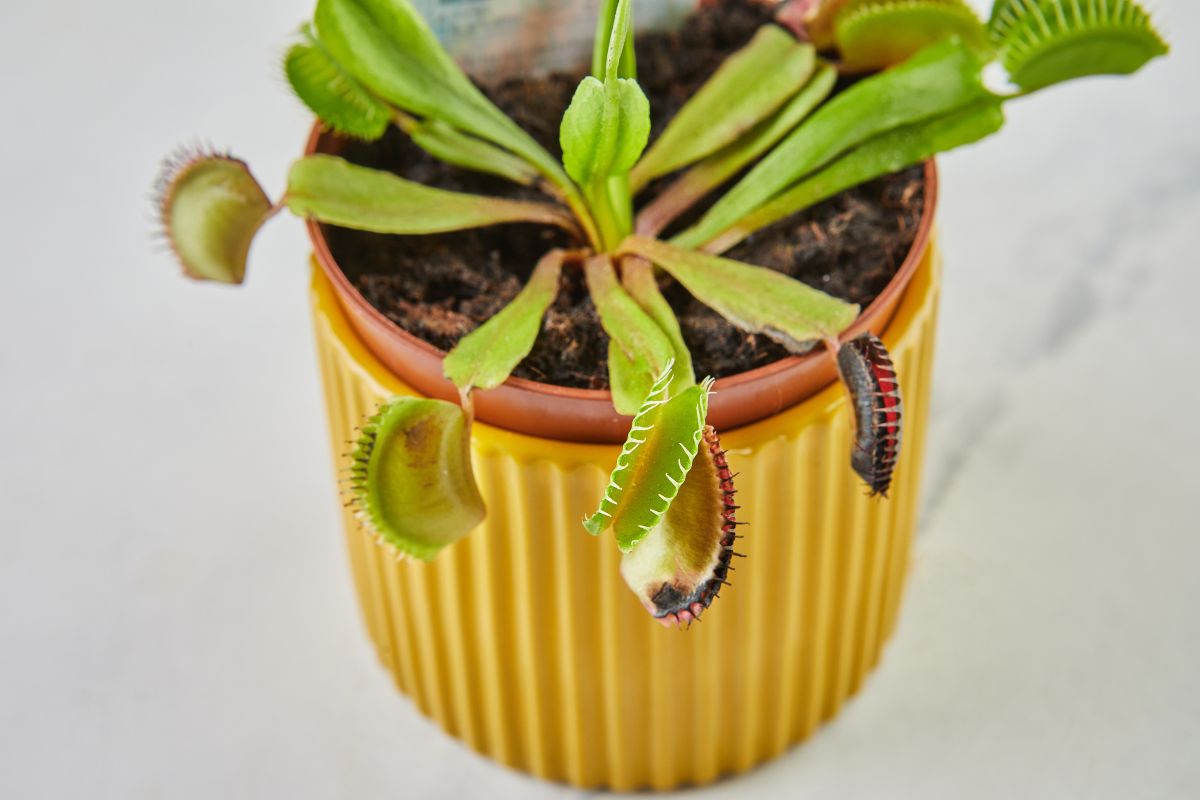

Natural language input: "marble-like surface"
[1,2,1196,797]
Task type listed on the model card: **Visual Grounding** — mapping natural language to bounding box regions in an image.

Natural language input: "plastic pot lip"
[303,123,938,443]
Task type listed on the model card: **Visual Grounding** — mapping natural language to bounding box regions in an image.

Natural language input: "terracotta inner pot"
[305,125,938,444]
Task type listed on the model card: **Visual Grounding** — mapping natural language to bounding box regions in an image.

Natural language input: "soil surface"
[325,0,925,388]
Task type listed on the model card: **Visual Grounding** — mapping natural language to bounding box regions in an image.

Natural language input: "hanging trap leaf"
[834,0,987,73]
[619,424,740,627]
[155,149,274,284]
[346,397,486,561]
[993,0,1168,92]
[836,333,902,496]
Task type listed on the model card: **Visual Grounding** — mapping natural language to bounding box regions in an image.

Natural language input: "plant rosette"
[154,0,1166,789]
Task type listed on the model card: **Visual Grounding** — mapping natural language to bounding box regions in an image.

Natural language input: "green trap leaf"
[285,28,391,140]
[835,0,987,72]
[584,365,713,554]
[347,397,486,561]
[156,152,274,284]
[992,0,1168,93]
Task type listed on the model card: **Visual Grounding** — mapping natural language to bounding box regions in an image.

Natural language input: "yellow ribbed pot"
[310,243,940,791]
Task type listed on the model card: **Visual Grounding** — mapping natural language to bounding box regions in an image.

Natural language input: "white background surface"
[1,1,1197,797]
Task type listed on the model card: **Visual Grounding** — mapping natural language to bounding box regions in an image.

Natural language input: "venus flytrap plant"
[156,0,1166,624]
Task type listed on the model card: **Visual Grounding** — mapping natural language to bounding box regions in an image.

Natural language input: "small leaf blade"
[285,155,574,234]
[408,119,539,186]
[583,255,675,415]
[443,251,564,394]
[632,26,816,187]
[621,236,859,352]
[348,397,485,561]
[621,256,695,396]
[611,79,651,174]
[560,76,606,186]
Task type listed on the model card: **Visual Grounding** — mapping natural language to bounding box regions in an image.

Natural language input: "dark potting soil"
[324,0,926,389]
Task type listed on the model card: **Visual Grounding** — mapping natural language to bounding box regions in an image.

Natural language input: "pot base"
[309,241,941,790]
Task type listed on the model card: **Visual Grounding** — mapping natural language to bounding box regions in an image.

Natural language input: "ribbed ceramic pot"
[309,226,942,790]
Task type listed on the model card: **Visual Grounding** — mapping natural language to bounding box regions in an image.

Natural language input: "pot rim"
[303,123,938,407]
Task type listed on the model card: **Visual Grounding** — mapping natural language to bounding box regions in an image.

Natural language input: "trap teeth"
[620,425,742,627]
[836,333,902,497]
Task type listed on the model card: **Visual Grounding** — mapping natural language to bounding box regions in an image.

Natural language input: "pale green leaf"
[408,118,539,186]
[584,365,713,553]
[621,256,694,396]
[285,30,390,141]
[285,155,575,234]
[443,250,564,394]
[635,63,835,237]
[709,99,1005,252]
[632,26,816,188]
[677,38,989,248]
[620,236,859,352]
[611,80,651,174]
[583,255,675,415]
[348,397,485,561]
